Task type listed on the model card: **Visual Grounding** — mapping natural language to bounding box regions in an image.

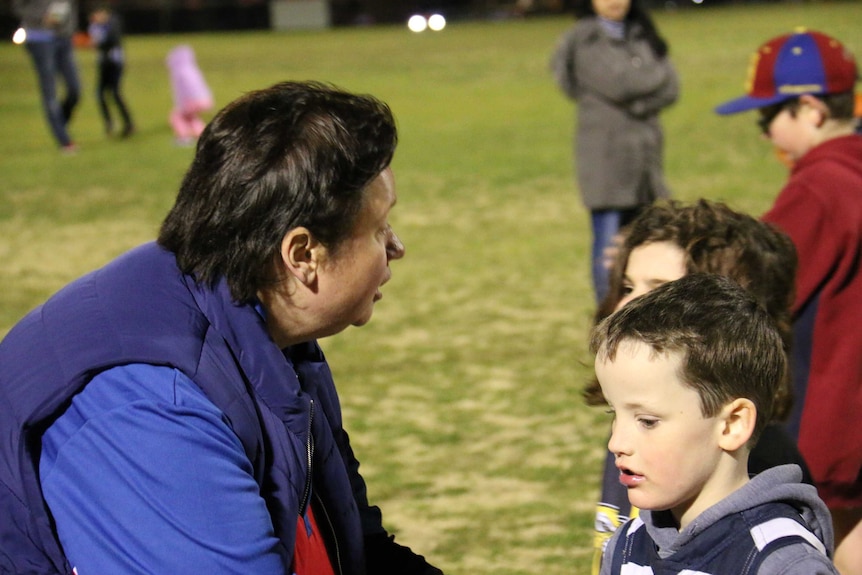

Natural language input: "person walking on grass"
[88,5,134,138]
[166,44,213,146]
[13,0,81,153]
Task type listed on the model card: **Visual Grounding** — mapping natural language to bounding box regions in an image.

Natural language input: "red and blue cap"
[715,29,858,115]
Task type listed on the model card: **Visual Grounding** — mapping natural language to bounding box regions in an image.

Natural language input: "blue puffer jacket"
[0,242,382,575]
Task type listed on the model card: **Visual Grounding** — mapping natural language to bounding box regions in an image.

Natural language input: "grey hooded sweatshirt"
[600,464,838,575]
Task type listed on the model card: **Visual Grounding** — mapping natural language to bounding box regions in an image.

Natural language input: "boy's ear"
[278,227,322,287]
[799,94,830,127]
[717,398,756,452]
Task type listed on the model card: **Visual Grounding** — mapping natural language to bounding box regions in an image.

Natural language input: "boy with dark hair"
[592,273,837,575]
[584,199,811,574]
[715,29,862,574]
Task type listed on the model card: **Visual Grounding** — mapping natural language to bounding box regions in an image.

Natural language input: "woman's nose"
[387,229,405,260]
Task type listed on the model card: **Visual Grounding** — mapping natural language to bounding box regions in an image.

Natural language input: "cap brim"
[714,93,795,115]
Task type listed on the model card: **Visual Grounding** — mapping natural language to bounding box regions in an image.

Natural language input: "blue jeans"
[590,208,641,304]
[25,36,81,147]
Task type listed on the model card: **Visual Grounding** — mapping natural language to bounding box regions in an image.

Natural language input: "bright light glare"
[407,14,427,32]
[12,27,26,44]
[428,13,446,31]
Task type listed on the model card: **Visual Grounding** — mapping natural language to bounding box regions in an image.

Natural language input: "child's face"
[762,97,824,162]
[597,340,728,529]
[90,9,109,23]
[592,0,630,22]
[616,241,686,311]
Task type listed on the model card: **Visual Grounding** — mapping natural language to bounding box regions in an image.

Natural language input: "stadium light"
[428,13,446,31]
[407,14,427,32]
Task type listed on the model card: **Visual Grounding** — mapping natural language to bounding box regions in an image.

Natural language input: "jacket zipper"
[297,400,342,575]
[299,399,314,515]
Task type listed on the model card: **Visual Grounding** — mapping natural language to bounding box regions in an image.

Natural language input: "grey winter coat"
[600,465,839,575]
[13,0,77,36]
[550,18,679,210]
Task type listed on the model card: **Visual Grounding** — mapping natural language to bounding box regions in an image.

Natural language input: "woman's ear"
[278,227,322,286]
[717,398,756,452]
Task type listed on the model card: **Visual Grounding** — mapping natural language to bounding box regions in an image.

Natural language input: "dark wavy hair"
[573,0,669,58]
[158,81,398,302]
[584,199,798,423]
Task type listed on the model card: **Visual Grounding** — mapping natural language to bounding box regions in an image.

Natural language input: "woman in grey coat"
[550,0,679,303]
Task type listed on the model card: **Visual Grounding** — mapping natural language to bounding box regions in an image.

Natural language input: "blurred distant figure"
[550,0,679,303]
[13,0,81,152]
[88,5,134,138]
[166,44,214,146]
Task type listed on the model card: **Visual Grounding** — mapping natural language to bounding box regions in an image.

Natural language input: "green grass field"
[1,3,860,572]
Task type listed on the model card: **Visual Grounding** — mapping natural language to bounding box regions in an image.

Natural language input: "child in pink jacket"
[166,45,213,145]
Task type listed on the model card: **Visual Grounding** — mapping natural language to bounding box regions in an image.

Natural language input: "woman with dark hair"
[550,0,679,303]
[0,81,444,575]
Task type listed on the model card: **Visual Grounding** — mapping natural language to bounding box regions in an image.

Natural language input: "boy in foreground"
[592,273,838,574]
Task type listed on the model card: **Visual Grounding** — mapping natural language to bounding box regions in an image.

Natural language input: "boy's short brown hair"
[591,273,786,444]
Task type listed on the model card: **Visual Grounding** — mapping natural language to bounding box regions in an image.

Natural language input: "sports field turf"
[1,3,859,571]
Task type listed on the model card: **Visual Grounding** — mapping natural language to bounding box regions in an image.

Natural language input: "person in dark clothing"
[88,6,134,137]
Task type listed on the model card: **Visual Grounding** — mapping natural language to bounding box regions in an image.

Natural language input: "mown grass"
[1,3,860,573]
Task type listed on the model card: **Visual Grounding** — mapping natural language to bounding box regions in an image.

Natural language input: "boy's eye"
[638,417,659,429]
